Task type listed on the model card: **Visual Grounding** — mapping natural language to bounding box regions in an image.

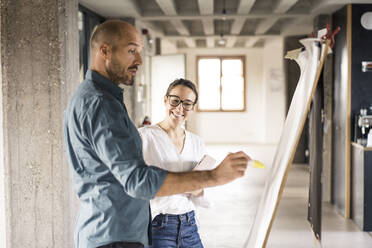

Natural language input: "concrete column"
[0,0,79,247]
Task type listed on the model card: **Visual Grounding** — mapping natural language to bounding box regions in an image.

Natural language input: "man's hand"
[211,151,251,185]
[155,151,250,197]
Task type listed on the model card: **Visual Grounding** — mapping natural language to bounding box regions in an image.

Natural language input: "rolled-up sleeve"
[81,96,167,200]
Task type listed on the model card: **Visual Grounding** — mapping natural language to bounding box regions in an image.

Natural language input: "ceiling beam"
[278,0,352,36]
[136,20,165,38]
[202,19,214,35]
[155,0,191,43]
[255,17,280,34]
[255,0,299,34]
[245,37,261,47]
[226,37,238,48]
[139,13,308,21]
[273,0,300,13]
[231,17,246,35]
[166,34,278,40]
[197,0,214,35]
[184,38,196,48]
[229,0,257,36]
[310,0,372,15]
[206,37,215,48]
[170,19,190,35]
[310,0,351,15]
[125,0,142,17]
[155,0,177,15]
[281,17,313,36]
[197,0,213,15]
[237,0,257,14]
[79,0,142,18]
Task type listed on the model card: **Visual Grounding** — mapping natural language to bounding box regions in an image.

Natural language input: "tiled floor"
[196,144,372,248]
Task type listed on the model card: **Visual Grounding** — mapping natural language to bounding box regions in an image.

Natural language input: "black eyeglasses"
[167,95,195,111]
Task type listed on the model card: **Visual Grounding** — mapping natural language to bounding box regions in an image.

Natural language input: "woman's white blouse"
[138,125,208,218]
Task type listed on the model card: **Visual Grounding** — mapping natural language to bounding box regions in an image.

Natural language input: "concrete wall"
[0,5,5,246]
[0,0,79,247]
[178,38,285,145]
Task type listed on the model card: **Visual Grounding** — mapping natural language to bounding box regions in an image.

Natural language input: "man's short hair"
[90,20,126,52]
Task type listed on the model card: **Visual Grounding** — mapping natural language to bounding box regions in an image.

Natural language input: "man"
[64,20,250,248]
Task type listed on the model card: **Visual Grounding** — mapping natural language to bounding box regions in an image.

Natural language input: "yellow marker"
[248,160,265,169]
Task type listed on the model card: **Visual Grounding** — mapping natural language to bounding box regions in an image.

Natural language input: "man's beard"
[106,57,135,86]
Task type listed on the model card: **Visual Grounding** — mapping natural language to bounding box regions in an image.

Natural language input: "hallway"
[197,145,372,248]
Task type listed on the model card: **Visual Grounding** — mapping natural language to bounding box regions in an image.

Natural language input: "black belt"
[97,242,144,248]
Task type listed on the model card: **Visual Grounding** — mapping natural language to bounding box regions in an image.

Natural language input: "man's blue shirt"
[63,70,167,248]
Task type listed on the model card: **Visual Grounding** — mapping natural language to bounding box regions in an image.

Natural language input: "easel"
[244,25,339,248]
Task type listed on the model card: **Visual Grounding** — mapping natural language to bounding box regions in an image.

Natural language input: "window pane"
[199,59,220,76]
[221,75,244,110]
[198,59,220,110]
[197,57,245,111]
[221,59,244,110]
[222,59,243,76]
[78,11,85,82]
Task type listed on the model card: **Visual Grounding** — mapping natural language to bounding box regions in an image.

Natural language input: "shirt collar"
[86,69,124,101]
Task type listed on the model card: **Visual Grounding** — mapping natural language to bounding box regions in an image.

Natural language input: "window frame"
[78,5,106,80]
[196,55,246,112]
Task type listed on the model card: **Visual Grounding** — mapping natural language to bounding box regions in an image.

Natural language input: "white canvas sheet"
[244,38,328,248]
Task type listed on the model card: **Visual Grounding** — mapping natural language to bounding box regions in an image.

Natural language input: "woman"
[139,78,208,248]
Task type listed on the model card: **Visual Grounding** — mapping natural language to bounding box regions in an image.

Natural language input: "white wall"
[178,40,286,145]
[150,54,185,124]
[262,38,286,144]
[161,39,178,55]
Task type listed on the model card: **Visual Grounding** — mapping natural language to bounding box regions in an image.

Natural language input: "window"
[197,56,246,112]
[78,5,105,81]
[78,10,85,82]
